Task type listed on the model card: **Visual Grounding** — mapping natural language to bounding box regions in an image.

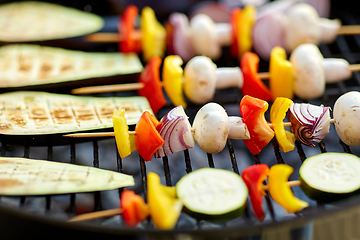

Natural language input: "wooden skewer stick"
[63,119,335,138]
[68,208,123,222]
[84,25,360,43]
[67,180,301,222]
[71,73,269,95]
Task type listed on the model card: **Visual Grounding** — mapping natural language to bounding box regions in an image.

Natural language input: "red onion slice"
[155,106,195,158]
[289,103,331,147]
[169,13,196,62]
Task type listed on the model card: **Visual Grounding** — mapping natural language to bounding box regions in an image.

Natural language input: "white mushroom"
[290,43,325,99]
[333,91,360,147]
[183,56,217,104]
[228,116,250,140]
[189,14,222,60]
[285,3,321,52]
[192,102,229,154]
[183,56,243,104]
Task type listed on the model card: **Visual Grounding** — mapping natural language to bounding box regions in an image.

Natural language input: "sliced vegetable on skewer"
[148,172,183,230]
[0,157,134,196]
[241,164,269,222]
[135,111,164,162]
[289,102,331,147]
[155,106,194,158]
[299,153,360,203]
[240,95,274,155]
[270,97,295,153]
[333,91,360,147]
[267,164,308,213]
[176,168,248,222]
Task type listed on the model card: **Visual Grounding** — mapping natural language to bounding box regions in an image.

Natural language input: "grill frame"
[1,2,360,239]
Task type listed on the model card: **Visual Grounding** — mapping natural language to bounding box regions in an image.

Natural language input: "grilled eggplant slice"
[0,157,134,196]
[0,44,143,91]
[0,91,151,145]
[0,1,104,42]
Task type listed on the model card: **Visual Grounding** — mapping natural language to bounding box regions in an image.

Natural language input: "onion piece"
[252,0,293,60]
[301,0,330,18]
[289,103,331,147]
[155,106,195,158]
[168,13,196,62]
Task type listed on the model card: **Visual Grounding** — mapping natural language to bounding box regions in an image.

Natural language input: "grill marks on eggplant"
[0,1,104,42]
[0,45,143,88]
[0,92,152,135]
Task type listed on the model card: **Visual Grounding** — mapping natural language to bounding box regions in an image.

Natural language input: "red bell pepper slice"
[165,21,175,55]
[241,52,272,102]
[120,190,150,227]
[241,164,269,222]
[230,8,241,59]
[118,5,142,54]
[135,111,164,161]
[240,95,274,155]
[138,56,166,114]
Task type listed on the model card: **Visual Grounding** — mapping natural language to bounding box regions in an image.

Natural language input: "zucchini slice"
[299,153,360,203]
[0,1,104,42]
[0,91,152,135]
[176,168,248,221]
[0,157,134,195]
[0,44,143,90]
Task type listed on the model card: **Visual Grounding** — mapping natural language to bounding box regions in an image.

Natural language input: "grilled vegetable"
[0,44,143,90]
[0,1,104,42]
[176,168,248,222]
[299,153,360,203]
[0,91,151,136]
[0,157,134,195]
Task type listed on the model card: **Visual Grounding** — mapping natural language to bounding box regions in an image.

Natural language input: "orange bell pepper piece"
[135,111,164,161]
[120,190,150,227]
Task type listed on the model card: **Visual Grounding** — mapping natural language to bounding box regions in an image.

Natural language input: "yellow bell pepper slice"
[140,6,166,62]
[147,172,183,230]
[269,46,294,100]
[162,55,187,109]
[270,97,295,153]
[112,108,136,158]
[268,164,309,213]
[237,5,256,59]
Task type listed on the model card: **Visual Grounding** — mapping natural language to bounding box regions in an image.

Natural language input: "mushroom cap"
[189,14,221,60]
[192,102,229,154]
[285,3,321,52]
[183,56,217,104]
[290,43,325,100]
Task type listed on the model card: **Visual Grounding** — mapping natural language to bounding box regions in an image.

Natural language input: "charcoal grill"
[1,1,360,239]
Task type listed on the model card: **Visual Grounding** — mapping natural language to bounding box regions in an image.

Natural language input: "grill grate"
[2,4,360,239]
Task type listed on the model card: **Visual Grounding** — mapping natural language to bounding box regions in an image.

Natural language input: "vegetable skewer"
[83,2,360,62]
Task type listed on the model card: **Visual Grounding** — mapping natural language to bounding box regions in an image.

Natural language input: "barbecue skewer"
[67,179,301,222]
[63,119,335,138]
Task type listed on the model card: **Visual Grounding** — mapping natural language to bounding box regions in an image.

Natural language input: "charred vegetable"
[0,1,104,42]
[0,91,151,135]
[0,44,143,90]
[0,157,134,195]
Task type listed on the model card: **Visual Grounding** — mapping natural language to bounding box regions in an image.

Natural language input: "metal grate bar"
[20,144,30,207]
[272,138,285,164]
[93,140,101,212]
[162,156,172,186]
[295,141,307,163]
[45,144,53,211]
[227,140,239,174]
[318,142,327,153]
[207,153,215,168]
[69,140,76,214]
[116,148,124,197]
[184,149,192,173]
[139,156,147,200]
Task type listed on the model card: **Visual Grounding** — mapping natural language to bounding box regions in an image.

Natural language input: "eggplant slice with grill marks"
[0,91,152,146]
[0,1,104,43]
[0,44,143,92]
